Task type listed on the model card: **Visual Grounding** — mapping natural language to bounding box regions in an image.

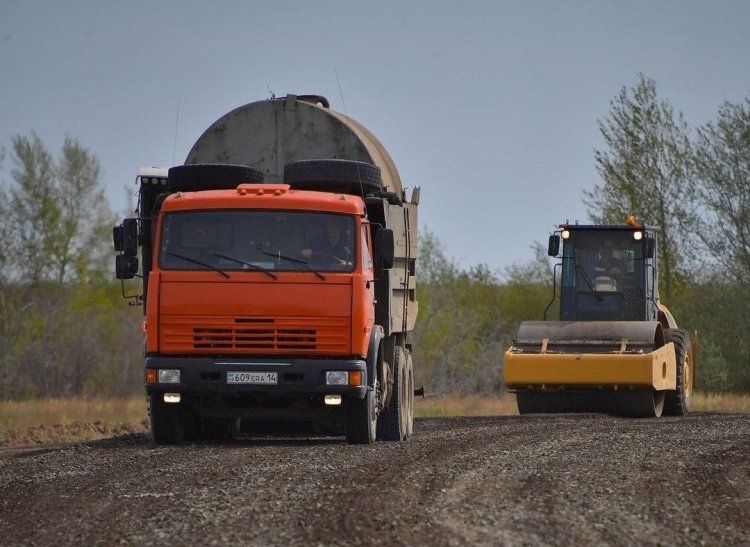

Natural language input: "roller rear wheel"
[663,329,693,416]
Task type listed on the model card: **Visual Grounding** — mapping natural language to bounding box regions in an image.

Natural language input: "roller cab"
[504,218,694,417]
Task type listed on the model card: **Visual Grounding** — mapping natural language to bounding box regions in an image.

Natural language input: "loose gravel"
[0,413,748,546]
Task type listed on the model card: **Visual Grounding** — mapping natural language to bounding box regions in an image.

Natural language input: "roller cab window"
[560,230,646,321]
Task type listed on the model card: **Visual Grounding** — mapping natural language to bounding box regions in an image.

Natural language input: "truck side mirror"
[115,254,139,279]
[114,218,139,257]
[645,237,655,259]
[375,228,395,271]
[113,225,124,252]
[548,235,560,257]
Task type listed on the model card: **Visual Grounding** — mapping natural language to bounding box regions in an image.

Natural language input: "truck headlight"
[158,369,181,384]
[326,371,348,385]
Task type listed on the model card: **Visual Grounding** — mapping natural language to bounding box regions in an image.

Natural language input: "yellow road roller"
[504,217,695,417]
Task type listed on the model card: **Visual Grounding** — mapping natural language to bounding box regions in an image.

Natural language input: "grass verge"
[0,392,747,446]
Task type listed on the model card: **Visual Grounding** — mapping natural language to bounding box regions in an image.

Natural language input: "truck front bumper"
[144,355,368,399]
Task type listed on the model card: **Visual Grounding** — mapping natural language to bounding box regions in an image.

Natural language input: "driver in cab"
[302,216,351,264]
[594,245,624,276]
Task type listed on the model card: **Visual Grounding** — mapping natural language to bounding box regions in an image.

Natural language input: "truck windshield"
[158,210,356,273]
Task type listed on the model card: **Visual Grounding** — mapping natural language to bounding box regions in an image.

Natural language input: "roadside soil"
[1,413,748,546]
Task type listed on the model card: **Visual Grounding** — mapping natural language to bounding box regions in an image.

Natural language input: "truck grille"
[160,316,350,354]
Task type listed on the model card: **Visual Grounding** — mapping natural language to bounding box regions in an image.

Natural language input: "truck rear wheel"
[377,348,414,441]
[168,163,264,192]
[404,351,414,438]
[284,159,383,195]
[663,329,693,415]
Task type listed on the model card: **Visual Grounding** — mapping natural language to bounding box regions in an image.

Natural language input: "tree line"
[0,75,748,399]
[416,75,750,394]
[0,134,142,400]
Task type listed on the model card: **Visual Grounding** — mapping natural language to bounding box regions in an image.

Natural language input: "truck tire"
[168,163,264,192]
[346,372,378,444]
[284,159,382,195]
[377,348,414,441]
[404,350,414,438]
[149,394,181,444]
[663,329,693,416]
[179,408,201,442]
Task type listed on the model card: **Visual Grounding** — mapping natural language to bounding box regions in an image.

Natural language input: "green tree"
[585,74,696,302]
[413,231,552,396]
[694,98,750,289]
[6,133,114,284]
[688,98,750,392]
[0,134,141,400]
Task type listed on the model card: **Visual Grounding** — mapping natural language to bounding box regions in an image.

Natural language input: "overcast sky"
[2,1,749,274]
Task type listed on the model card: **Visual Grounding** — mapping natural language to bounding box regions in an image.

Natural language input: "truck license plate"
[226,371,278,385]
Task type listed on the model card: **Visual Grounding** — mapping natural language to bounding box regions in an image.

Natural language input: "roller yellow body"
[504,342,676,390]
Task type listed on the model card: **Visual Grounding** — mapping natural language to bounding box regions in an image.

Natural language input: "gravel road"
[1,412,748,546]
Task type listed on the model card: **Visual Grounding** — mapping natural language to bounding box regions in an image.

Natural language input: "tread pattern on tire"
[168,163,264,192]
[663,328,692,416]
[283,159,383,195]
[377,349,406,441]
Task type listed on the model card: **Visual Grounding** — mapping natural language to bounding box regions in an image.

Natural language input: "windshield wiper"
[212,253,277,279]
[166,252,230,279]
[575,264,603,301]
[258,250,326,281]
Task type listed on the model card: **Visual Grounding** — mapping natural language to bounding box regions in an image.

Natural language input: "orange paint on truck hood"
[157,276,353,356]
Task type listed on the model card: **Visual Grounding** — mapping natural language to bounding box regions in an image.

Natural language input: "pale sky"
[2,1,749,274]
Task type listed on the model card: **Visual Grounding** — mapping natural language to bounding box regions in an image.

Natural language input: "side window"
[361,226,372,270]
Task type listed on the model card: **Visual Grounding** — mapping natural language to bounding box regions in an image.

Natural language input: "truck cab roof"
[160,183,366,216]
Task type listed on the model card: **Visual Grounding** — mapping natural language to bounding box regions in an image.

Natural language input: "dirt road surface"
[1,412,748,546]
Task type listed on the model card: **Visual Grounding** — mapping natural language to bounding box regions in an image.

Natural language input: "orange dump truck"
[114,95,419,444]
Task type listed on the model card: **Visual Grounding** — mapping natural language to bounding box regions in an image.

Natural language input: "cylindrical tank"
[185,94,403,195]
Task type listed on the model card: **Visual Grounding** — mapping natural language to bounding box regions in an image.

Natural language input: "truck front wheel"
[149,394,181,444]
[346,382,378,444]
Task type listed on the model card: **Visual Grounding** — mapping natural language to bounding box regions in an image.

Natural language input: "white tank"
[185,94,403,196]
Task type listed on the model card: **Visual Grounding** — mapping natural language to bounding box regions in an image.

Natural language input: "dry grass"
[0,397,148,430]
[0,391,747,432]
[415,393,519,417]
[415,391,750,417]
[690,392,750,412]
